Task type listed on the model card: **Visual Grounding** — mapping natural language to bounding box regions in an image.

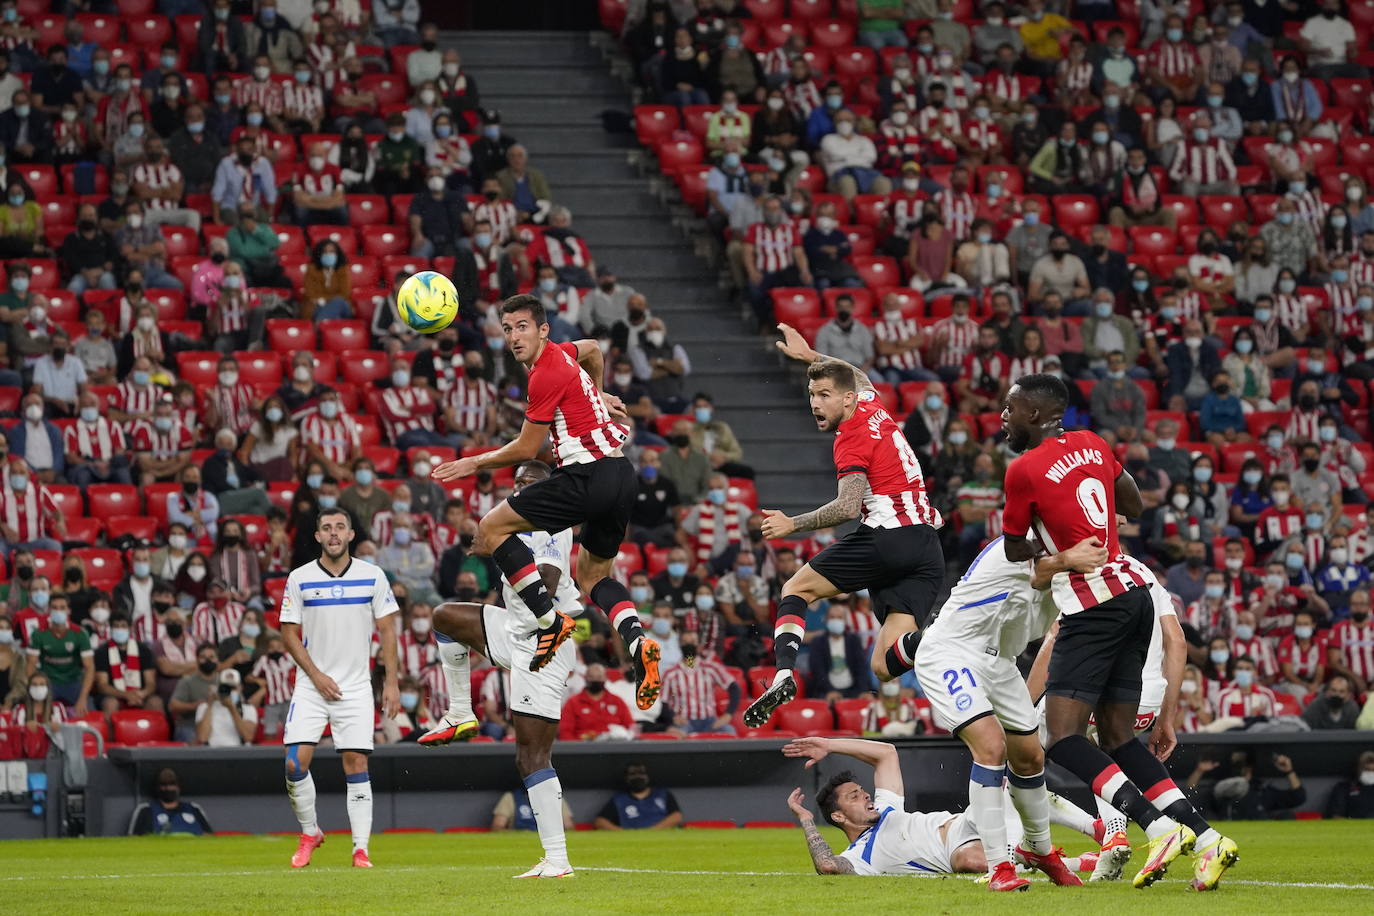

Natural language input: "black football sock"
[1110,739,1211,835]
[591,578,644,653]
[772,595,808,673]
[883,630,921,677]
[1047,735,1166,835]
[492,535,555,627]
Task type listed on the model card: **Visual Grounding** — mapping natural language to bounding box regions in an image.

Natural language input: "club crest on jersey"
[955,693,973,711]
[331,585,345,599]
[858,389,876,402]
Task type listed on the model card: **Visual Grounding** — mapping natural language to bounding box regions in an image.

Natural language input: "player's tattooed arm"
[775,323,875,392]
[772,473,867,536]
[802,819,855,875]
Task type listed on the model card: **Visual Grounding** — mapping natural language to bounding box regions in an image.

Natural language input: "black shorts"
[505,457,636,559]
[807,523,944,624]
[1045,586,1153,707]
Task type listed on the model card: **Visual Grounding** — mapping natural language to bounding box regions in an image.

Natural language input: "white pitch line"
[3,864,1370,892]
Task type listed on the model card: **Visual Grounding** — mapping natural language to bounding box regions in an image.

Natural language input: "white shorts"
[1035,698,1163,749]
[284,680,376,752]
[482,604,575,722]
[915,637,1039,735]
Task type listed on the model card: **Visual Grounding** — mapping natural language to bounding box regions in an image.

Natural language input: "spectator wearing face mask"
[63,390,132,487]
[660,630,738,735]
[300,394,362,483]
[560,663,635,742]
[1327,589,1374,686]
[211,137,277,226]
[680,472,751,577]
[1300,674,1361,731]
[194,666,258,747]
[93,611,160,715]
[1174,665,1214,733]
[25,593,94,713]
[0,457,64,552]
[806,606,873,701]
[7,395,64,483]
[129,768,213,836]
[713,549,769,633]
[1325,751,1374,818]
[168,642,222,742]
[409,166,471,258]
[214,605,265,696]
[191,577,246,647]
[659,418,711,505]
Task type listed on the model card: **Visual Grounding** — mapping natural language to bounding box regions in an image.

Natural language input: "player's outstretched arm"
[761,473,867,539]
[431,419,547,481]
[788,788,856,876]
[783,736,903,795]
[1029,536,1109,589]
[774,323,876,393]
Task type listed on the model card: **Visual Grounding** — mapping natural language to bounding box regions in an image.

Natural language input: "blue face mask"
[539,278,557,293]
[400,691,419,711]
[1204,584,1224,599]
[1234,338,1253,354]
[318,494,337,509]
[924,394,942,411]
[1277,211,1294,226]
[128,123,144,137]
[215,92,231,106]
[694,407,712,424]
[723,33,740,49]
[1207,95,1223,108]
[488,336,504,350]
[695,594,715,611]
[474,232,491,249]
[306,473,324,489]
[630,586,651,604]
[667,561,688,579]
[1160,306,1179,320]
[1331,270,1348,284]
[708,488,727,506]
[1132,279,1149,293]
[1285,552,1304,570]
[721,152,740,169]
[94,59,109,75]
[1166,28,1183,42]
[246,112,263,127]
[1254,307,1273,322]
[736,566,754,579]
[31,591,49,609]
[354,469,374,486]
[187,121,205,134]
[1094,302,1114,318]
[132,370,150,386]
[1023,211,1039,226]
[321,252,337,268]
[1234,669,1254,688]
[1241,72,1258,86]
[825,95,842,110]
[1243,470,1262,486]
[484,125,501,140]
[435,125,452,139]
[1306,512,1324,530]
[1193,467,1213,483]
[641,465,658,482]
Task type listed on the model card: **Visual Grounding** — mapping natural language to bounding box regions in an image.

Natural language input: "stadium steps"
[454,30,835,516]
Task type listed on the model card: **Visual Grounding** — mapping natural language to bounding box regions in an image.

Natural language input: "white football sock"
[1094,794,1129,838]
[1007,769,1052,855]
[524,768,569,867]
[345,774,373,853]
[435,634,474,721]
[286,770,319,836]
[968,764,1009,867]
[1049,791,1099,839]
[1195,827,1221,847]
[771,669,792,687]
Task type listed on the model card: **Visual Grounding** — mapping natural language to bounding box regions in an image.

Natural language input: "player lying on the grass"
[781,737,1099,880]
[999,374,1233,890]
[280,508,400,870]
[1028,580,1239,890]
[430,295,661,711]
[746,323,944,729]
[913,534,1110,891]
[418,460,578,879]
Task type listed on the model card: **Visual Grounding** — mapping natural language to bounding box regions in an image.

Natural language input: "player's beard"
[1005,425,1031,453]
[814,408,839,431]
[321,540,349,562]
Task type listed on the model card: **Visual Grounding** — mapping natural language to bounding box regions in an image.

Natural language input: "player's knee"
[1007,741,1044,775]
[284,746,308,778]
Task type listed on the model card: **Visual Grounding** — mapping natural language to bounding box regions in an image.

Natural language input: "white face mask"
[309,156,325,171]
[25,404,42,422]
[169,534,188,550]
[836,121,855,136]
[428,176,446,193]
[254,66,270,81]
[219,371,238,386]
[420,89,436,106]
[187,565,207,582]
[646,330,666,347]
[137,315,155,332]
[28,685,48,702]
[90,607,111,624]
[891,111,909,126]
[294,365,313,382]
[902,177,919,192]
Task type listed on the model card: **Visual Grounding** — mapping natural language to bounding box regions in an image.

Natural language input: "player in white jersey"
[1028,573,1240,890]
[420,461,579,878]
[280,507,400,870]
[781,738,1099,880]
[913,534,1107,891]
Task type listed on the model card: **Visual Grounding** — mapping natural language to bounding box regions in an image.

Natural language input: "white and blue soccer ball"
[397,270,460,333]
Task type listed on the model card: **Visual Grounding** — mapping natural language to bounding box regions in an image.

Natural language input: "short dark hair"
[196,641,217,655]
[1013,373,1069,413]
[816,770,856,827]
[515,459,552,480]
[806,359,857,393]
[316,506,352,529]
[500,293,547,327]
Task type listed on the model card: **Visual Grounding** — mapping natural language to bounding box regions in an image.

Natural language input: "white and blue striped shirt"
[280,557,397,689]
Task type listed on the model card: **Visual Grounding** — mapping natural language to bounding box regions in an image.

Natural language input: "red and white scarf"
[695,501,746,565]
[106,640,142,692]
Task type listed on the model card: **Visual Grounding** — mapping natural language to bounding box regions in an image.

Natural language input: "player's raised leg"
[574,546,660,709]
[420,601,486,745]
[284,742,324,868]
[477,501,576,664]
[745,564,838,727]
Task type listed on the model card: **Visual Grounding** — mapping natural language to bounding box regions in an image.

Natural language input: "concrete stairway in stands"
[450,31,834,515]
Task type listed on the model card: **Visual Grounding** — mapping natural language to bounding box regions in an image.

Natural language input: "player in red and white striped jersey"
[745,325,944,729]
[1001,373,1205,885]
[431,294,660,707]
[64,391,132,487]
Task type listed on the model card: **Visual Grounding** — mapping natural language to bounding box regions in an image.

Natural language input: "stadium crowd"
[2,0,1374,798]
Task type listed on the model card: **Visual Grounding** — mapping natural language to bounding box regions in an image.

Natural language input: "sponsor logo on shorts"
[955,693,973,711]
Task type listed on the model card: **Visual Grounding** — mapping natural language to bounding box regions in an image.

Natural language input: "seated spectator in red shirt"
[292,142,347,225]
[64,390,133,487]
[1326,588,1374,692]
[1254,476,1303,557]
[93,611,163,716]
[955,324,1008,414]
[658,631,740,735]
[1213,655,1278,719]
[1276,609,1327,699]
[558,663,634,741]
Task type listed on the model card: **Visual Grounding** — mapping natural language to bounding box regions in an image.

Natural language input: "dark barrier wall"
[30,732,1364,838]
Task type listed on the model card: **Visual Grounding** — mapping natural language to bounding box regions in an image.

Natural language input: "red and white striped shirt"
[1058,58,1094,92]
[885,192,927,239]
[134,614,166,646]
[130,418,193,459]
[282,82,325,122]
[783,78,822,118]
[1214,684,1278,718]
[961,351,1008,395]
[131,162,183,211]
[474,199,518,245]
[525,341,628,466]
[190,600,246,645]
[833,397,942,530]
[963,118,1003,154]
[447,378,497,436]
[1272,294,1308,334]
[930,315,978,368]
[294,163,343,195]
[873,316,924,371]
[1327,618,1374,685]
[474,245,504,301]
[1229,634,1279,680]
[211,289,260,336]
[380,384,438,443]
[466,486,498,519]
[1146,39,1200,79]
[1285,408,1322,444]
[535,232,592,274]
[370,510,432,547]
[1169,138,1235,185]
[1256,506,1303,544]
[300,412,361,466]
[63,418,127,461]
[934,188,976,240]
[916,106,960,137]
[1175,289,1208,322]
[0,476,58,542]
[113,381,158,424]
[659,656,735,721]
[250,652,295,704]
[1007,355,1044,380]
[204,382,257,435]
[1351,252,1374,288]
[1276,633,1326,681]
[1287,190,1327,236]
[235,78,284,116]
[1327,283,1359,336]
[745,221,799,273]
[1184,598,1239,639]
[875,121,921,169]
[981,72,1023,105]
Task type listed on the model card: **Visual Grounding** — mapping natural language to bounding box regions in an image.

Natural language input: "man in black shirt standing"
[60,203,118,295]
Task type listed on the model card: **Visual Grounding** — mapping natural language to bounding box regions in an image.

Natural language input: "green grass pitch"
[4,820,1371,915]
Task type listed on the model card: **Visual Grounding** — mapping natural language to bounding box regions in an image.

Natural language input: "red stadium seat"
[761,19,804,47]
[347,258,381,290]
[790,0,832,20]
[87,484,141,521]
[31,14,65,48]
[176,351,221,387]
[1159,195,1199,226]
[126,14,171,46]
[340,350,390,386]
[319,320,369,351]
[39,195,76,226]
[0,385,20,416]
[266,319,316,351]
[143,482,178,532]
[357,74,407,106]
[15,165,57,197]
[850,255,900,287]
[1051,194,1099,230]
[1128,226,1176,256]
[273,225,307,257]
[69,548,123,587]
[30,550,61,583]
[148,289,185,321]
[770,287,822,323]
[67,519,107,548]
[777,699,834,733]
[158,225,198,258]
[874,286,922,317]
[306,224,359,254]
[361,226,408,257]
[1200,195,1245,230]
[743,0,785,19]
[830,46,875,83]
[823,286,873,317]
[233,352,283,386]
[74,13,120,44]
[811,21,858,52]
[45,290,80,322]
[634,105,680,148]
[346,195,389,226]
[112,710,170,746]
[381,255,427,281]
[657,137,705,175]
[106,516,159,541]
[45,484,83,519]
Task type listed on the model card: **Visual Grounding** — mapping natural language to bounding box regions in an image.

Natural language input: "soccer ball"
[396,270,460,333]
